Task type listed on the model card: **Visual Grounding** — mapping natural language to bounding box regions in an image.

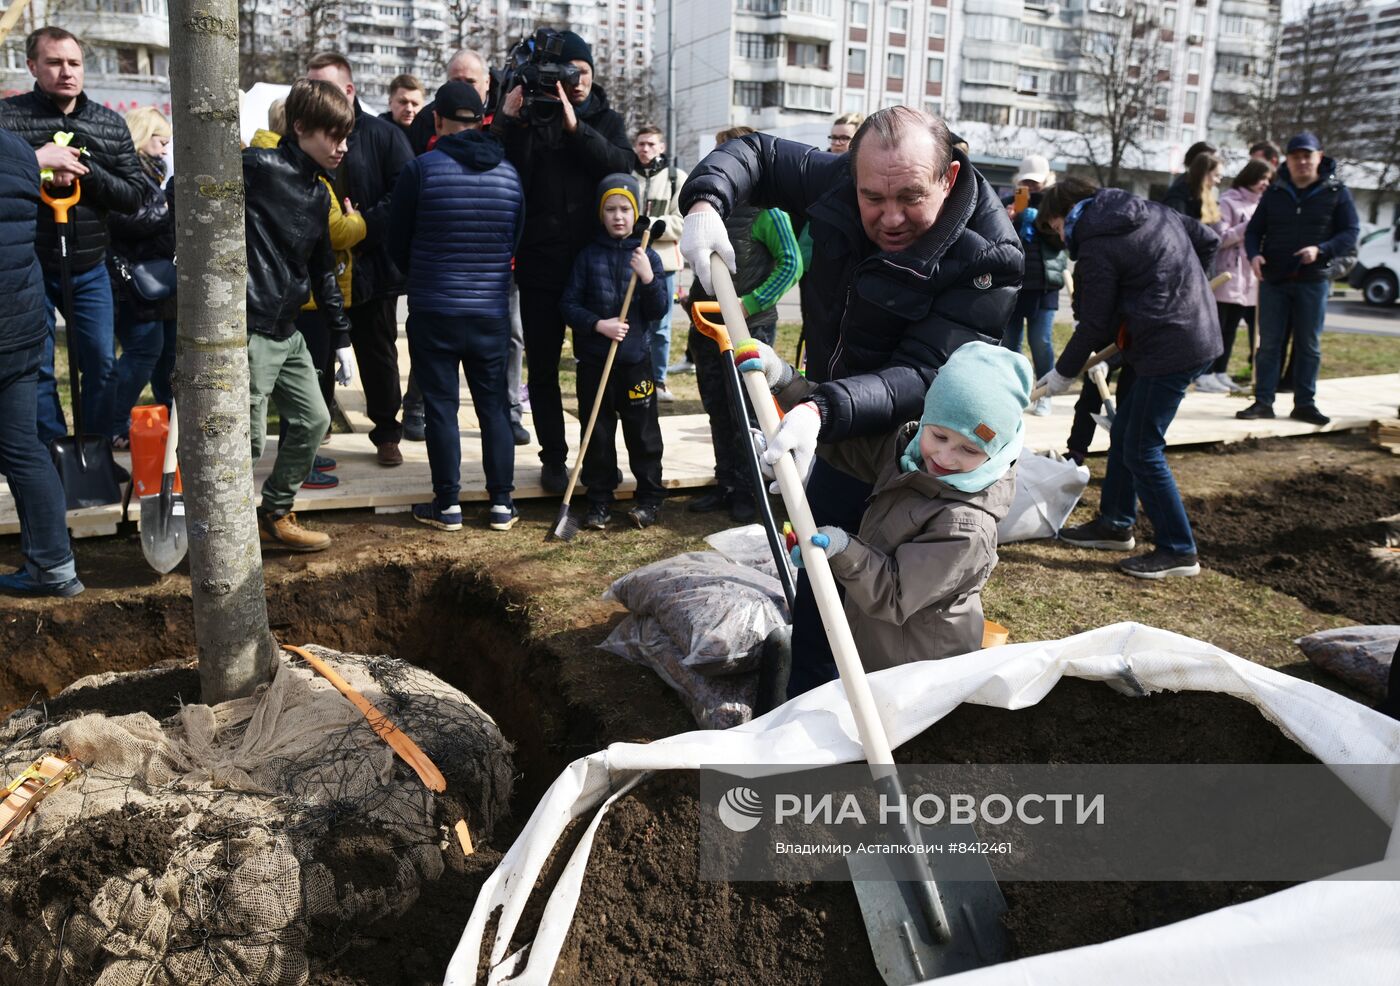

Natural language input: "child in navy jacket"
[559,173,668,529]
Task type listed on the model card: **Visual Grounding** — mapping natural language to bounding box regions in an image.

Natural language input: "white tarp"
[445,623,1400,986]
[996,451,1090,543]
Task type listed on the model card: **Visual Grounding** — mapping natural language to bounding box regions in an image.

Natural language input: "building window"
[1184,89,1198,114]
[736,0,780,12]
[923,99,942,118]
[1190,11,1206,37]
[889,4,908,32]
[964,14,1015,42]
[849,0,869,27]
[964,59,1015,86]
[844,91,865,113]
[1188,50,1201,74]
[1016,69,1040,93]
[929,11,947,37]
[790,41,830,68]
[926,55,943,80]
[785,0,833,14]
[959,101,1010,125]
[1219,14,1248,35]
[848,46,867,75]
[1021,24,1041,46]
[734,80,766,108]
[784,83,834,111]
[737,32,779,59]
[883,94,902,108]
[887,52,905,78]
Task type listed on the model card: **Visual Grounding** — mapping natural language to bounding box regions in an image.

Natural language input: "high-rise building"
[1,0,171,114]
[593,0,655,84]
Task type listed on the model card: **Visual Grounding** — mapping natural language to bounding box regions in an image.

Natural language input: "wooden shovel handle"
[1030,344,1119,402]
[282,644,447,793]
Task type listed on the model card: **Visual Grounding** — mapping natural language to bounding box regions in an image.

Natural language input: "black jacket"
[1161,173,1202,221]
[378,109,414,148]
[680,134,1023,443]
[107,154,176,322]
[561,231,668,364]
[1056,188,1222,379]
[493,84,633,291]
[1244,156,1360,283]
[0,128,46,355]
[332,99,413,303]
[242,139,348,344]
[0,85,145,275]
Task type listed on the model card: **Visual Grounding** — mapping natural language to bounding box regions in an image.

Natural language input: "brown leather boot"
[259,510,331,552]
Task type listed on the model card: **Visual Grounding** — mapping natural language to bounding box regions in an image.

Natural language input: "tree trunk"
[168,0,277,703]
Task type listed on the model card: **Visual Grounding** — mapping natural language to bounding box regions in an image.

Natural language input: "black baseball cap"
[436,80,484,123]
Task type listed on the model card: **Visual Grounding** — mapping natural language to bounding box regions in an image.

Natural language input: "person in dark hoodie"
[559,174,668,531]
[1237,132,1359,427]
[1035,177,1222,580]
[493,30,634,496]
[242,79,352,553]
[389,81,525,534]
[1160,140,1216,215]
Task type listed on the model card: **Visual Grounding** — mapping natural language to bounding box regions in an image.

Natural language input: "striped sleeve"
[742,207,804,317]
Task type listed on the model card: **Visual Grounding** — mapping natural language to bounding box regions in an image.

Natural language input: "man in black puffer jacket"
[677,106,1022,698]
[493,31,633,495]
[0,26,145,446]
[0,127,81,597]
[306,52,414,466]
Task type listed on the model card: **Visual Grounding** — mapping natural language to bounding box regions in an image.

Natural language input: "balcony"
[68,11,168,50]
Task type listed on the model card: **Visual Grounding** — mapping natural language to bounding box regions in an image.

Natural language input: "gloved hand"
[335,346,356,386]
[761,401,821,494]
[790,526,851,569]
[1086,361,1109,386]
[679,207,736,295]
[734,338,794,392]
[1035,368,1075,398]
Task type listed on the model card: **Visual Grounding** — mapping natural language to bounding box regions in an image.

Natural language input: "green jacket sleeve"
[742,208,804,316]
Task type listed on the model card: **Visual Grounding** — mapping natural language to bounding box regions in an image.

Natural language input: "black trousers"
[1214,302,1256,376]
[691,317,776,492]
[348,296,402,445]
[575,357,665,507]
[1067,363,1136,459]
[519,284,569,466]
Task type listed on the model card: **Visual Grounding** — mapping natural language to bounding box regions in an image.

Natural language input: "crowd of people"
[0,17,1369,713]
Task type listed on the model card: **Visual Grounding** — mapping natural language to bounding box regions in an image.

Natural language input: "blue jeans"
[0,340,77,583]
[406,311,514,507]
[1002,303,1056,378]
[109,302,167,439]
[150,319,177,408]
[1099,363,1209,556]
[651,271,677,387]
[1255,279,1328,409]
[38,259,116,444]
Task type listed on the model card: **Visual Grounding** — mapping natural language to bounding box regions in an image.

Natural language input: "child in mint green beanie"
[794,341,1033,668]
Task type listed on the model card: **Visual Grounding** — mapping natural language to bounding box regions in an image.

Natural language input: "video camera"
[501,28,583,126]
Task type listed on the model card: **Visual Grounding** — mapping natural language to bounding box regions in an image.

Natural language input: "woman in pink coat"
[1207,159,1274,392]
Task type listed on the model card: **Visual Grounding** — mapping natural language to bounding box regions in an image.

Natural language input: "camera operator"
[492,29,632,494]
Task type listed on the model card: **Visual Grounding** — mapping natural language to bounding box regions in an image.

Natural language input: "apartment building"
[593,0,656,83]
[1,0,171,113]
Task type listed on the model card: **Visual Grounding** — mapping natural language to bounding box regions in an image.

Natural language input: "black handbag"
[129,257,177,302]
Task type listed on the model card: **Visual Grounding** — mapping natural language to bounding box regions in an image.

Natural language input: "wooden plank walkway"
[2,345,1396,537]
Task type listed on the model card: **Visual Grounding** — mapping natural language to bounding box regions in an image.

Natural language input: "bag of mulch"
[1297,626,1399,700]
[604,551,788,676]
[998,451,1090,543]
[599,613,756,729]
[705,524,795,583]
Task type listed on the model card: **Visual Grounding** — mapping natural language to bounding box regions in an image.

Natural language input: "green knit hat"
[900,341,1033,491]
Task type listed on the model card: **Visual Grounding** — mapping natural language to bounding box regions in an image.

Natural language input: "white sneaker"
[1031,396,1052,416]
[1213,372,1242,392]
[1193,374,1228,393]
[656,386,676,403]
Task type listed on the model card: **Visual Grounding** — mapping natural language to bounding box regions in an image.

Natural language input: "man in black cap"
[1238,131,1359,427]
[389,81,525,532]
[492,30,632,494]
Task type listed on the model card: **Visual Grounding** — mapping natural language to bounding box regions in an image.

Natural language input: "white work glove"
[1035,368,1075,398]
[335,346,356,386]
[1086,361,1109,387]
[678,208,736,296]
[760,401,821,494]
[735,338,794,392]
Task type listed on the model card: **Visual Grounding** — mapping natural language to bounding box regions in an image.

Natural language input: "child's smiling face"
[603,194,635,238]
[918,424,990,477]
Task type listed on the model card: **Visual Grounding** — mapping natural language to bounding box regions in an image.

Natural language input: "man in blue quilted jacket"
[389,81,524,533]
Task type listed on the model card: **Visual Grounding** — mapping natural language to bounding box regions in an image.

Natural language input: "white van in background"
[1348,222,1400,306]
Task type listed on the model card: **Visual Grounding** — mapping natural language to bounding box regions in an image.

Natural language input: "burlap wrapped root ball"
[0,645,513,985]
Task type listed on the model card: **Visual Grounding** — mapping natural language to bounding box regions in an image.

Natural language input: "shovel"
[1029,343,1118,403]
[719,256,1009,982]
[548,219,667,542]
[688,300,796,611]
[139,400,186,573]
[1087,361,1116,433]
[42,181,123,510]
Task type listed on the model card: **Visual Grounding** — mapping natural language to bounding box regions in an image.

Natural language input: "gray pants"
[508,282,524,426]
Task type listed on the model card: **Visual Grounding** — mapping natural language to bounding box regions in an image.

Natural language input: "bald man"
[407,49,492,156]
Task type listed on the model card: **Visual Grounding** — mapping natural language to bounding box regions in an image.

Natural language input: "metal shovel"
[716,256,1009,982]
[1087,361,1116,432]
[139,400,186,573]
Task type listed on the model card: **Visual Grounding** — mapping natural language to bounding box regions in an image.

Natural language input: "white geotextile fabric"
[995,451,1090,543]
[445,622,1400,986]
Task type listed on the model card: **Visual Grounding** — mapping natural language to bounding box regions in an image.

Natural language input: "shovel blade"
[848,826,1010,984]
[1091,412,1113,432]
[139,494,187,573]
[50,435,123,509]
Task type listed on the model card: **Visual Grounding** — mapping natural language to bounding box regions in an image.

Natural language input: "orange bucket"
[128,404,182,498]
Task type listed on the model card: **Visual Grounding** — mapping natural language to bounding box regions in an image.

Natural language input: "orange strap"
[0,754,81,849]
[282,643,447,793]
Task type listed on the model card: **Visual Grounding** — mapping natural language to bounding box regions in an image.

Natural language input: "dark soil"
[1188,469,1400,626]
[551,680,1310,985]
